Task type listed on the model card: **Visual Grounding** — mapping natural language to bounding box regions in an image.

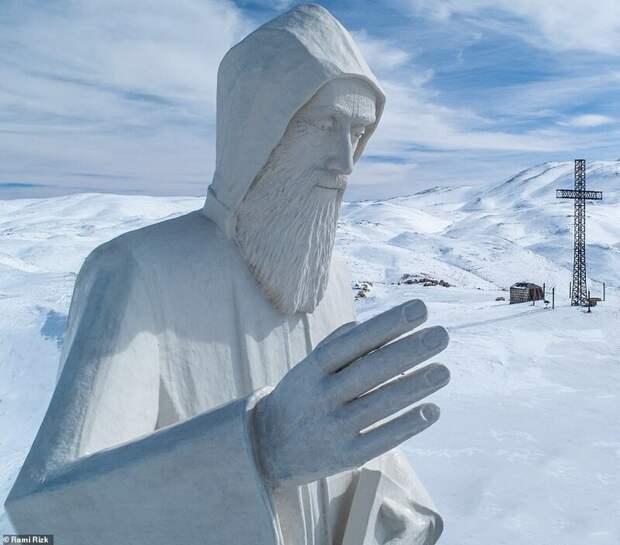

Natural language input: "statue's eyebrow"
[306,104,376,125]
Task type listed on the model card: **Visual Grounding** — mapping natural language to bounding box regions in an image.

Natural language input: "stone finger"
[352,403,440,463]
[314,299,428,374]
[315,321,359,349]
[328,326,449,402]
[341,363,450,432]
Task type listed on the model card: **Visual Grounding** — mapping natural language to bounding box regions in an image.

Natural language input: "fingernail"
[404,300,427,323]
[422,326,449,352]
[425,365,450,386]
[420,404,440,422]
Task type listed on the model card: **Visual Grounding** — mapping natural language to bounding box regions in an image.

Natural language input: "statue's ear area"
[316,321,359,349]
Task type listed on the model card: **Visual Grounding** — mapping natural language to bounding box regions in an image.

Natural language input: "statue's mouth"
[316,176,347,191]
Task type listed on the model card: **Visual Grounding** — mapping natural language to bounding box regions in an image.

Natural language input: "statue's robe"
[6,5,443,544]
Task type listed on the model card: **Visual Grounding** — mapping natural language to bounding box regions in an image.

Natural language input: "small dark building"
[510,282,544,304]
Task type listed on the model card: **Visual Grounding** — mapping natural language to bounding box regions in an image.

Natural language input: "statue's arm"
[4,240,280,545]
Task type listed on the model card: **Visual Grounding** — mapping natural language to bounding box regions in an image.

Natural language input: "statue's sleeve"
[4,240,280,545]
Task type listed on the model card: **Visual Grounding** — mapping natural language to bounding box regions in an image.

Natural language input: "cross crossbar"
[556,189,603,200]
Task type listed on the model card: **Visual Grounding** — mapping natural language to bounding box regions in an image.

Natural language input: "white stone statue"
[5,5,451,545]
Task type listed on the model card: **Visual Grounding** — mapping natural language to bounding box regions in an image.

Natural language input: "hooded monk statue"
[5,5,451,545]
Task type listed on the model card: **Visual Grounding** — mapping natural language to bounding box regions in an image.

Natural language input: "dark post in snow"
[603,282,606,302]
[556,160,603,306]
[552,287,555,310]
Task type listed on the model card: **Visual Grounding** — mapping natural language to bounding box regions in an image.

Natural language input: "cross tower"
[556,159,603,306]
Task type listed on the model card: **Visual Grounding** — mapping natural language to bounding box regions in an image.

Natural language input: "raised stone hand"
[253,299,450,488]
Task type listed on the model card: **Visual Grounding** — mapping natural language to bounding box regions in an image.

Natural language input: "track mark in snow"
[449,307,546,331]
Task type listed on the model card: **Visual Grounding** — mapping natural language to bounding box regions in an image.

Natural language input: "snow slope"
[1,161,619,543]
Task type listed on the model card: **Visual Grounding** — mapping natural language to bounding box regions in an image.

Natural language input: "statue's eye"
[318,116,336,131]
[298,116,335,132]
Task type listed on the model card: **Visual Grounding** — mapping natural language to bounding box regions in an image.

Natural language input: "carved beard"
[234,138,345,315]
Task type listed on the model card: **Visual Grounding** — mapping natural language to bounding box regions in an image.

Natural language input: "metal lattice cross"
[556,159,603,306]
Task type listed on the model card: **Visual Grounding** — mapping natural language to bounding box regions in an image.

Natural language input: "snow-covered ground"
[1,161,618,543]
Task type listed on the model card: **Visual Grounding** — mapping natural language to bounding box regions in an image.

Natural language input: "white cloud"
[344,31,583,198]
[2,1,617,200]
[359,60,571,159]
[348,26,598,165]
[0,0,251,194]
[352,30,413,73]
[5,0,248,111]
[402,0,620,54]
[347,23,620,197]
[564,114,615,128]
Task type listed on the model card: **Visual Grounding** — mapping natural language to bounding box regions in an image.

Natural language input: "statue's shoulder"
[81,210,236,279]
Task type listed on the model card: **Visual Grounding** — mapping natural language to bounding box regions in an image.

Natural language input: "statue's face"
[234,77,378,315]
[291,77,378,190]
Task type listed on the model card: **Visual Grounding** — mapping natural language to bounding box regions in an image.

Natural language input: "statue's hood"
[202,3,385,237]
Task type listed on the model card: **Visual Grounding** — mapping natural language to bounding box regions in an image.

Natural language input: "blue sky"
[1,0,619,200]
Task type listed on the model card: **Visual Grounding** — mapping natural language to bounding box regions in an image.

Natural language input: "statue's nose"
[325,130,354,175]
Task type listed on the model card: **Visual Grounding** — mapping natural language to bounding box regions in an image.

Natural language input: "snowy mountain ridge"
[342,160,620,292]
